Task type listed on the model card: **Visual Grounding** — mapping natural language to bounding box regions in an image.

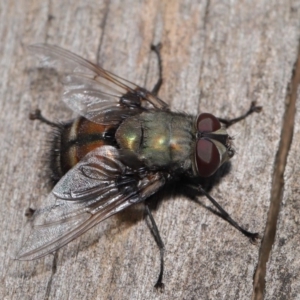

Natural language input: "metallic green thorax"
[116,111,195,172]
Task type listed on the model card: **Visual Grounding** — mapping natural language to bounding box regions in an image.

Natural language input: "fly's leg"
[150,44,163,96]
[145,204,165,290]
[120,44,168,110]
[29,108,62,129]
[218,101,262,128]
[198,185,259,243]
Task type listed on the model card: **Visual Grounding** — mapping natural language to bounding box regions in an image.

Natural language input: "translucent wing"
[17,146,165,260]
[29,44,169,125]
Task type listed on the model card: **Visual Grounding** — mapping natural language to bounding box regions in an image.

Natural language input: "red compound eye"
[197,113,221,132]
[196,139,220,177]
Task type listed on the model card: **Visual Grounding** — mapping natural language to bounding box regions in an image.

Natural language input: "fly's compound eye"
[196,113,221,133]
[195,113,223,177]
[196,139,220,177]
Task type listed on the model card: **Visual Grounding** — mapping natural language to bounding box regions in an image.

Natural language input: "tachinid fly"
[17,44,262,289]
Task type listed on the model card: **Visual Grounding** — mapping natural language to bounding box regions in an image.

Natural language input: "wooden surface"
[1,1,300,299]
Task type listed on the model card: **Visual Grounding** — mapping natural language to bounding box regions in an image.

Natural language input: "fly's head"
[194,113,235,177]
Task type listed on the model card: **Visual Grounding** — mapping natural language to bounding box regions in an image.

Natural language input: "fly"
[17,44,262,289]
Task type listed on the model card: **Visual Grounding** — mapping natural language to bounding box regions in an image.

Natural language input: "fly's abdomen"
[51,117,116,181]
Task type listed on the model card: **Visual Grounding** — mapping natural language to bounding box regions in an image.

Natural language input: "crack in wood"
[96,0,110,64]
[44,251,58,300]
[251,39,300,300]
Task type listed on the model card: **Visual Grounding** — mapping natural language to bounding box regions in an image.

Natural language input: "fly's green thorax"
[116,111,195,171]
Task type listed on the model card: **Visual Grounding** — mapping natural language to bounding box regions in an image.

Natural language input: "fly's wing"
[16,146,165,260]
[29,44,169,125]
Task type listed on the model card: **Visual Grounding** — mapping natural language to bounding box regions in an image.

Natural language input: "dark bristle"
[29,109,70,187]
[36,120,71,188]
[48,121,72,186]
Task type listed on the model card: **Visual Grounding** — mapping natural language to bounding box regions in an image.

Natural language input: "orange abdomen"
[52,117,117,180]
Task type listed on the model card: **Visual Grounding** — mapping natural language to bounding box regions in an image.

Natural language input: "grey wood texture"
[1,1,300,299]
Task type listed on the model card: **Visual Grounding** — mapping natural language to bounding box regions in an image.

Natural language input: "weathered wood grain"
[1,1,300,299]
[264,74,300,299]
